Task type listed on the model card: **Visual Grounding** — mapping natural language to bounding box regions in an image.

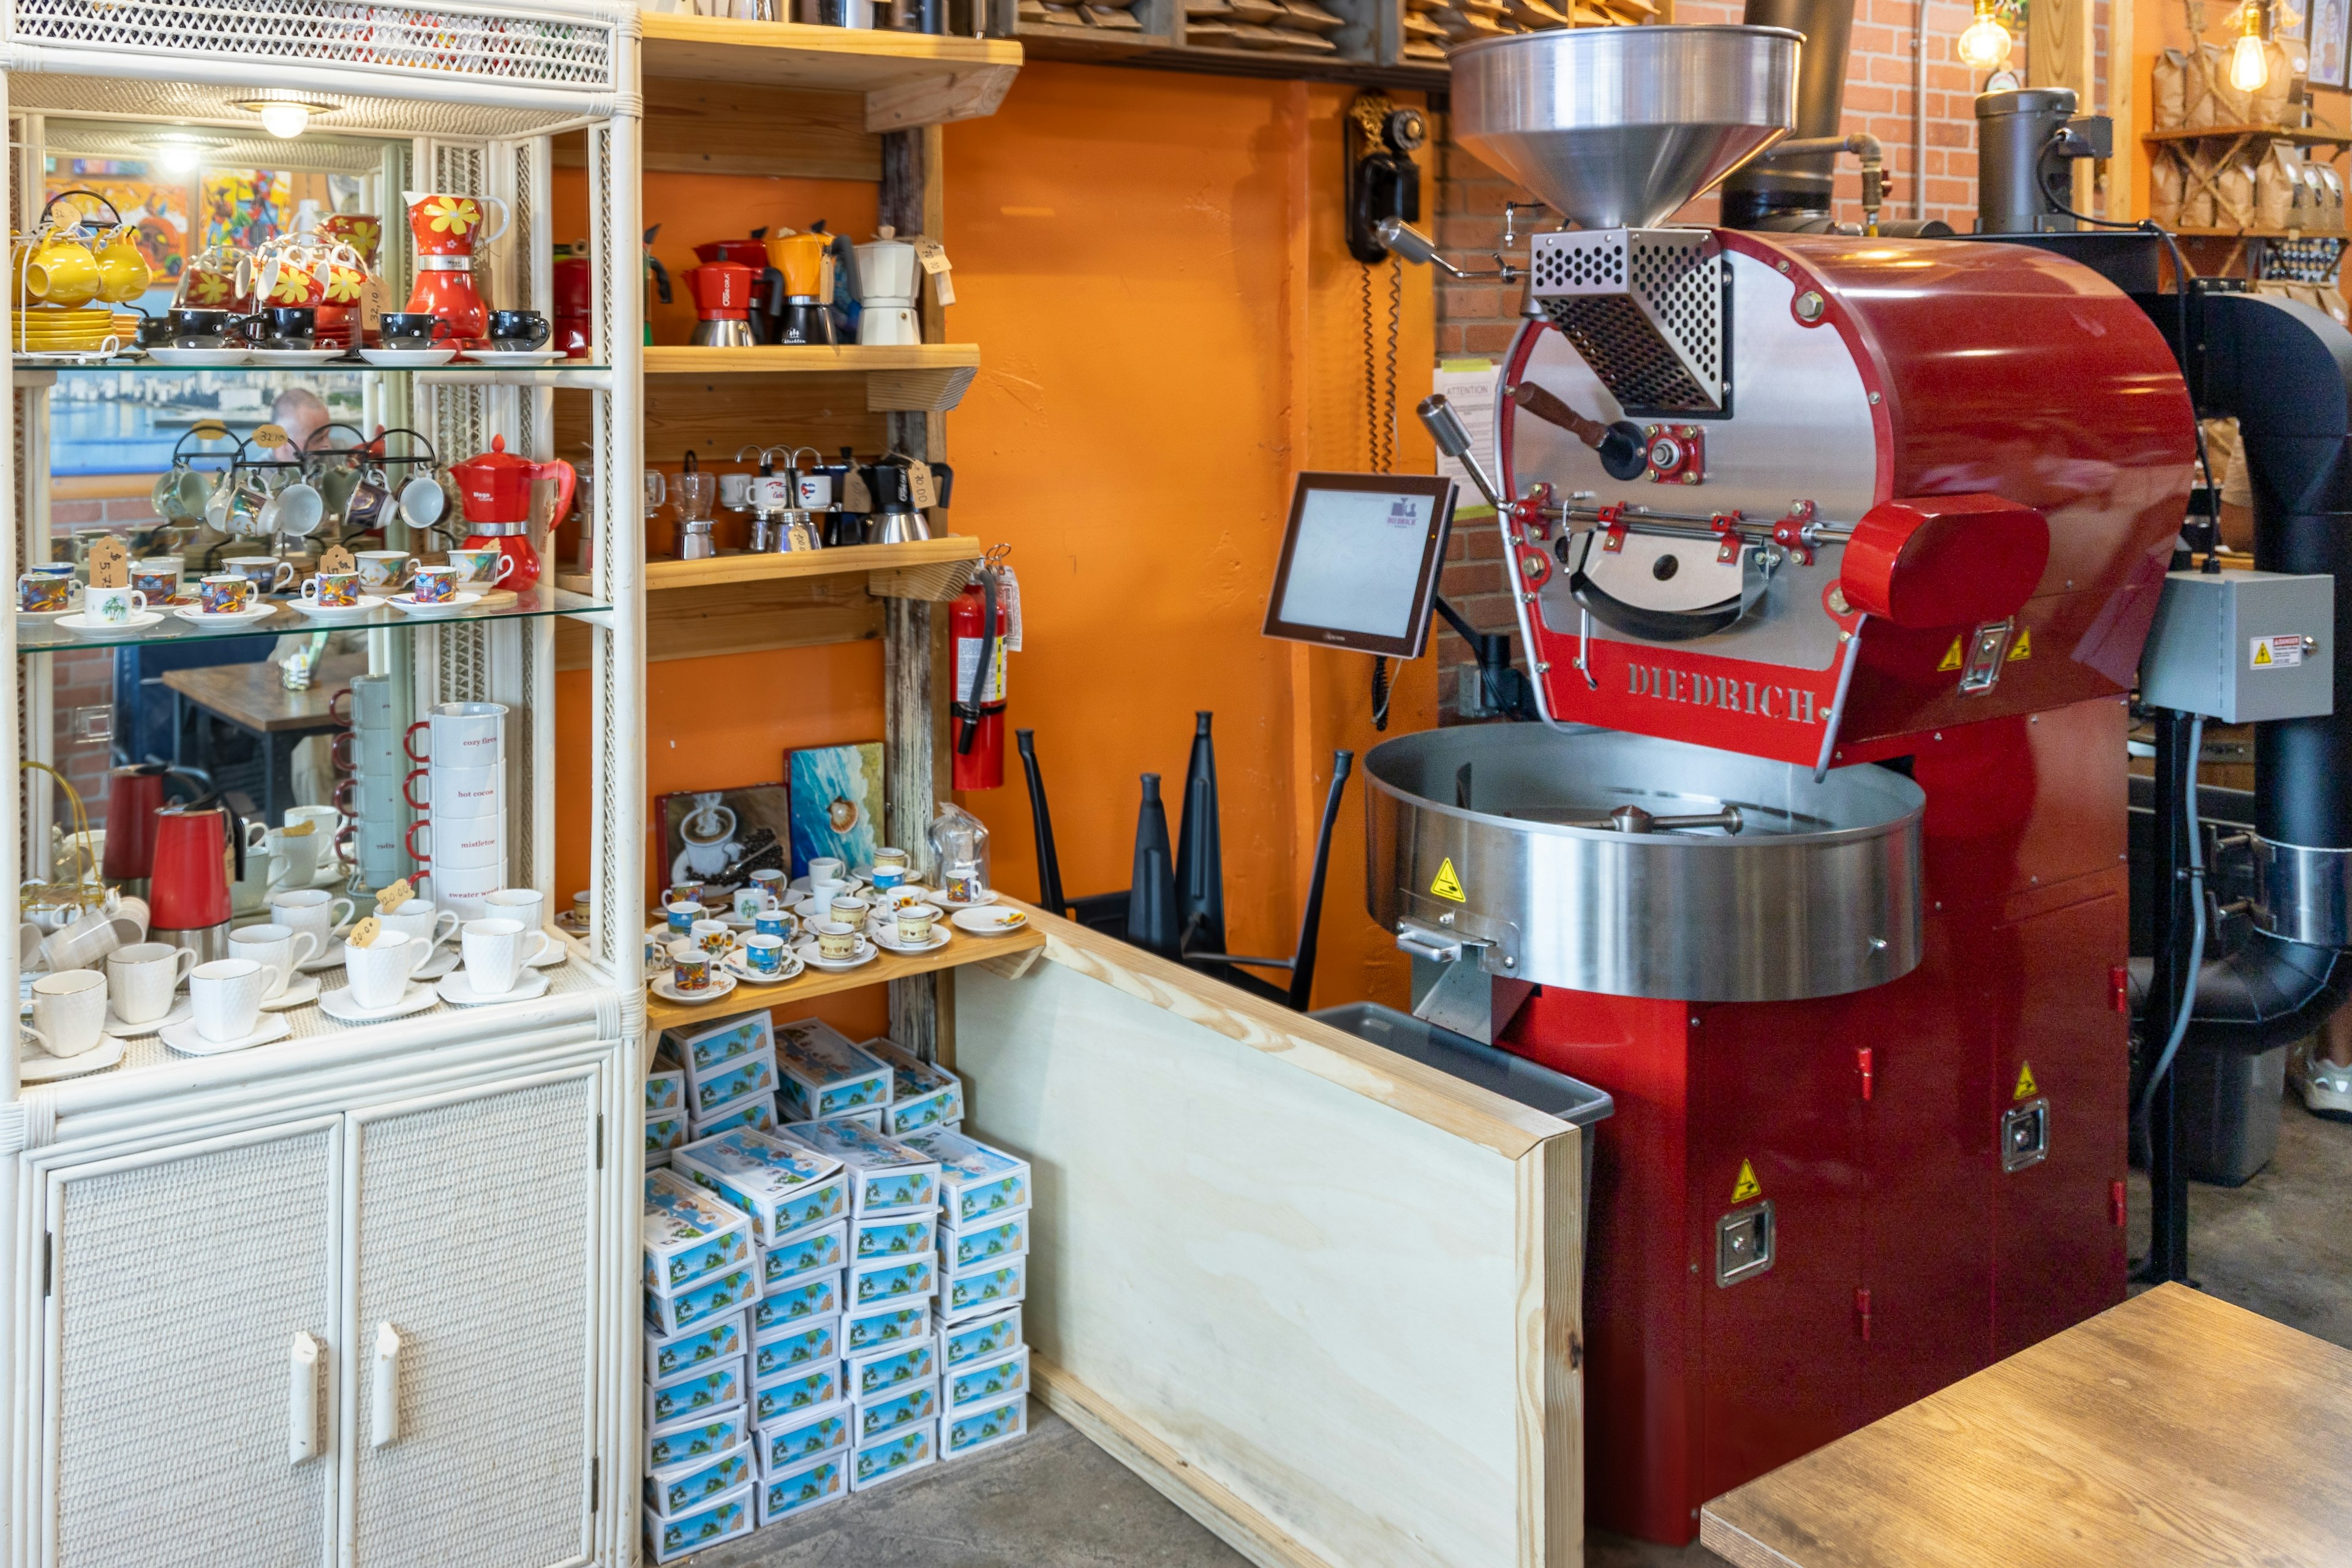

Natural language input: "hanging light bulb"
[1956,0,2013,69]
[258,102,311,138]
[2230,2,2271,92]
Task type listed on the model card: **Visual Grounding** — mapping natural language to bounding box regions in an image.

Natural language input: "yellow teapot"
[92,224,151,304]
[26,189,126,310]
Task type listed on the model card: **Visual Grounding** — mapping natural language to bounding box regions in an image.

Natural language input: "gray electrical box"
[2139,570,2334,722]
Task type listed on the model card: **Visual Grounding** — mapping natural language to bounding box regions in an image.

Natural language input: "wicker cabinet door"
[46,1118,344,1568]
[343,1066,603,1568]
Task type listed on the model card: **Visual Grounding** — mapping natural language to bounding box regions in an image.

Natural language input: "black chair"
[1016,726,1351,1011]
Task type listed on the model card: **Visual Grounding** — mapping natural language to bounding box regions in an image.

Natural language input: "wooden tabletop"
[160,655,370,735]
[1702,1284,2352,1568]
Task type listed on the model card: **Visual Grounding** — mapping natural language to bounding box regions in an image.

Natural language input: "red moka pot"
[148,801,237,959]
[449,435,576,592]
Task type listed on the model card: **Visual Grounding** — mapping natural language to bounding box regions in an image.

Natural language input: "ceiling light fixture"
[2229,2,2271,92]
[228,97,334,140]
[148,137,215,174]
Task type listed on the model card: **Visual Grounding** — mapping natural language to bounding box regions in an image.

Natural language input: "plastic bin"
[2173,1039,2286,1187]
[1309,1001,1614,1230]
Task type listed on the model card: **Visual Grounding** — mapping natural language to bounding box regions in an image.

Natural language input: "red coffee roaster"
[450,435,576,593]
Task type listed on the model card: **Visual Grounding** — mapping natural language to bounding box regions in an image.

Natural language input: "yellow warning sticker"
[2014,1061,2038,1100]
[1938,637,1963,673]
[1731,1159,1762,1204]
[1430,858,1467,903]
[2006,627,2033,662]
[2253,641,2273,666]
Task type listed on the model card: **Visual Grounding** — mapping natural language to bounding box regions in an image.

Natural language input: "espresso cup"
[894,905,937,947]
[226,924,320,999]
[670,942,712,993]
[808,857,845,885]
[105,941,197,1024]
[872,846,910,871]
[355,551,418,594]
[342,931,424,1010]
[83,584,148,624]
[269,827,321,889]
[17,573,76,613]
[301,570,362,607]
[254,304,315,345]
[198,573,254,615]
[130,559,183,602]
[870,865,907,891]
[40,908,142,974]
[749,869,788,903]
[733,887,773,922]
[446,546,514,589]
[168,307,239,344]
[189,958,281,1044]
[754,908,796,941]
[269,888,355,950]
[410,564,461,605]
[668,883,704,910]
[813,921,859,962]
[226,556,296,595]
[378,901,461,958]
[460,917,548,995]
[665,900,703,934]
[690,918,734,957]
[482,887,545,935]
[377,311,442,349]
[743,932,788,974]
[30,970,110,1058]
[828,894,869,927]
[805,878,846,911]
[486,309,551,351]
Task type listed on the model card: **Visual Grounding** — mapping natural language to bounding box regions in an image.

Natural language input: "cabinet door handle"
[371,1322,402,1449]
[288,1331,322,1465]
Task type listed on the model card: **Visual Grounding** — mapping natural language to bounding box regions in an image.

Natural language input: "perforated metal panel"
[348,1072,598,1568]
[1531,228,1727,415]
[50,1122,340,1568]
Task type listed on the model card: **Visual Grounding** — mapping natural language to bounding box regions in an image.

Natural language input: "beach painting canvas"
[788,743,884,877]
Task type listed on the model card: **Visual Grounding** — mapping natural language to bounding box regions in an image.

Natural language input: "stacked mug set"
[650,848,980,1006]
[330,674,407,892]
[403,701,513,925]
[320,880,562,1020]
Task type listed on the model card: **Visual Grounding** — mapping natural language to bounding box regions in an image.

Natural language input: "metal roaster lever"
[1419,393,1506,511]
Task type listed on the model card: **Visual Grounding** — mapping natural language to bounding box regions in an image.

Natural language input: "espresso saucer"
[720,952,804,986]
[867,920,950,956]
[526,940,568,970]
[356,347,458,367]
[57,610,163,634]
[258,974,322,1011]
[650,972,737,1005]
[296,940,349,974]
[434,968,551,1006]
[793,937,878,973]
[247,347,348,366]
[105,1001,187,1038]
[173,603,277,627]
[386,590,484,618]
[288,595,391,622]
[20,1033,126,1080]
[316,982,437,1023]
[460,347,565,366]
[160,1012,293,1055]
[145,346,251,367]
[412,945,462,981]
[950,906,1031,937]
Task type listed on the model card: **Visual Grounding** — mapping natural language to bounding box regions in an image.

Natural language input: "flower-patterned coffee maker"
[402,191,508,345]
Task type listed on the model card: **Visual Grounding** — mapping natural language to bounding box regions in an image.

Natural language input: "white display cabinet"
[0,3,647,1562]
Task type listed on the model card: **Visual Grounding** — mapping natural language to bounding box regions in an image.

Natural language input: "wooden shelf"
[561,535,982,597]
[2145,123,2352,148]
[641,344,979,412]
[1010,23,1446,87]
[2169,226,2348,240]
[644,920,1044,1032]
[639,13,1022,130]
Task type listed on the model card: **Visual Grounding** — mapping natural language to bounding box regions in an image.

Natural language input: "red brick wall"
[1429,6,2114,716]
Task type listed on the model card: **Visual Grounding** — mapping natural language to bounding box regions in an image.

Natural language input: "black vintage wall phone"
[1346,92,1427,264]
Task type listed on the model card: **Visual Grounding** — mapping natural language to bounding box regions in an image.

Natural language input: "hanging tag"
[280,820,314,839]
[347,914,382,950]
[998,563,1023,652]
[843,468,873,514]
[375,876,415,914]
[85,537,129,589]
[319,544,356,574]
[819,252,836,307]
[252,422,290,451]
[914,239,956,307]
[190,418,229,440]
[907,459,938,510]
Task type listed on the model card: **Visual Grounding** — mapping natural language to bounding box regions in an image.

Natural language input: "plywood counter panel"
[956,910,1584,1568]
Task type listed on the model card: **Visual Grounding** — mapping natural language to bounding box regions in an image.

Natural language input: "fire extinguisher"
[952,545,1014,791]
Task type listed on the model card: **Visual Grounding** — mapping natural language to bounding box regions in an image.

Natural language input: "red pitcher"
[449,436,576,592]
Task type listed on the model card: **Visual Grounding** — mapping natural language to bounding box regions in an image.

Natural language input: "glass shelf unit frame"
[2,14,647,1080]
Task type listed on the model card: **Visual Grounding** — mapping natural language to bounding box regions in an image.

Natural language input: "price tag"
[319,545,356,573]
[84,537,129,589]
[252,423,290,450]
[190,419,229,440]
[347,914,382,950]
[281,820,315,839]
[914,238,956,307]
[908,459,938,510]
[375,876,415,913]
[842,468,873,514]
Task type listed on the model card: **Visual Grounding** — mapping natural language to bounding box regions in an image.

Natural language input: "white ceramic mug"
[189,958,282,1044]
[403,763,501,821]
[227,924,320,999]
[342,931,426,1009]
[286,803,347,840]
[270,826,322,889]
[105,941,197,1024]
[742,932,788,974]
[894,904,937,947]
[419,859,507,923]
[403,701,507,767]
[732,887,773,922]
[482,888,545,935]
[29,970,109,1058]
[689,918,734,957]
[39,908,143,974]
[82,584,148,625]
[405,816,505,870]
[807,857,845,886]
[461,918,549,995]
[269,888,355,951]
[378,901,462,959]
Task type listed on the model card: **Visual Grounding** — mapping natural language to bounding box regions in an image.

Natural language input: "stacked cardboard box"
[642,1170,760,1561]
[899,1126,1036,1462]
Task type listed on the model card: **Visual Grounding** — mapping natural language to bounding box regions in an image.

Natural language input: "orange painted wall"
[556,61,1438,1018]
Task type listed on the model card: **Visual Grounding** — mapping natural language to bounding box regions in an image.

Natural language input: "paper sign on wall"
[1432,358,1501,519]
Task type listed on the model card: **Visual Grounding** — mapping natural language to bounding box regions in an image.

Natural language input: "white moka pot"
[854,225,921,303]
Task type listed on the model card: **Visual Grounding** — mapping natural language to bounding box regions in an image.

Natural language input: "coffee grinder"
[675,450,717,560]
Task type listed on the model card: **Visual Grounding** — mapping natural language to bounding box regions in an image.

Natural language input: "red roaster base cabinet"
[1502,696,2132,1545]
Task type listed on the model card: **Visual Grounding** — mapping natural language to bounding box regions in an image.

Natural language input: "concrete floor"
[699,1092,2352,1568]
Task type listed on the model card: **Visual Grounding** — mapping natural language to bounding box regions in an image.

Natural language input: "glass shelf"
[12,584,611,654]
[17,359,612,375]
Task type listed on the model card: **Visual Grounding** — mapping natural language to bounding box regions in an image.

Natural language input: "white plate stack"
[404,701,508,921]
